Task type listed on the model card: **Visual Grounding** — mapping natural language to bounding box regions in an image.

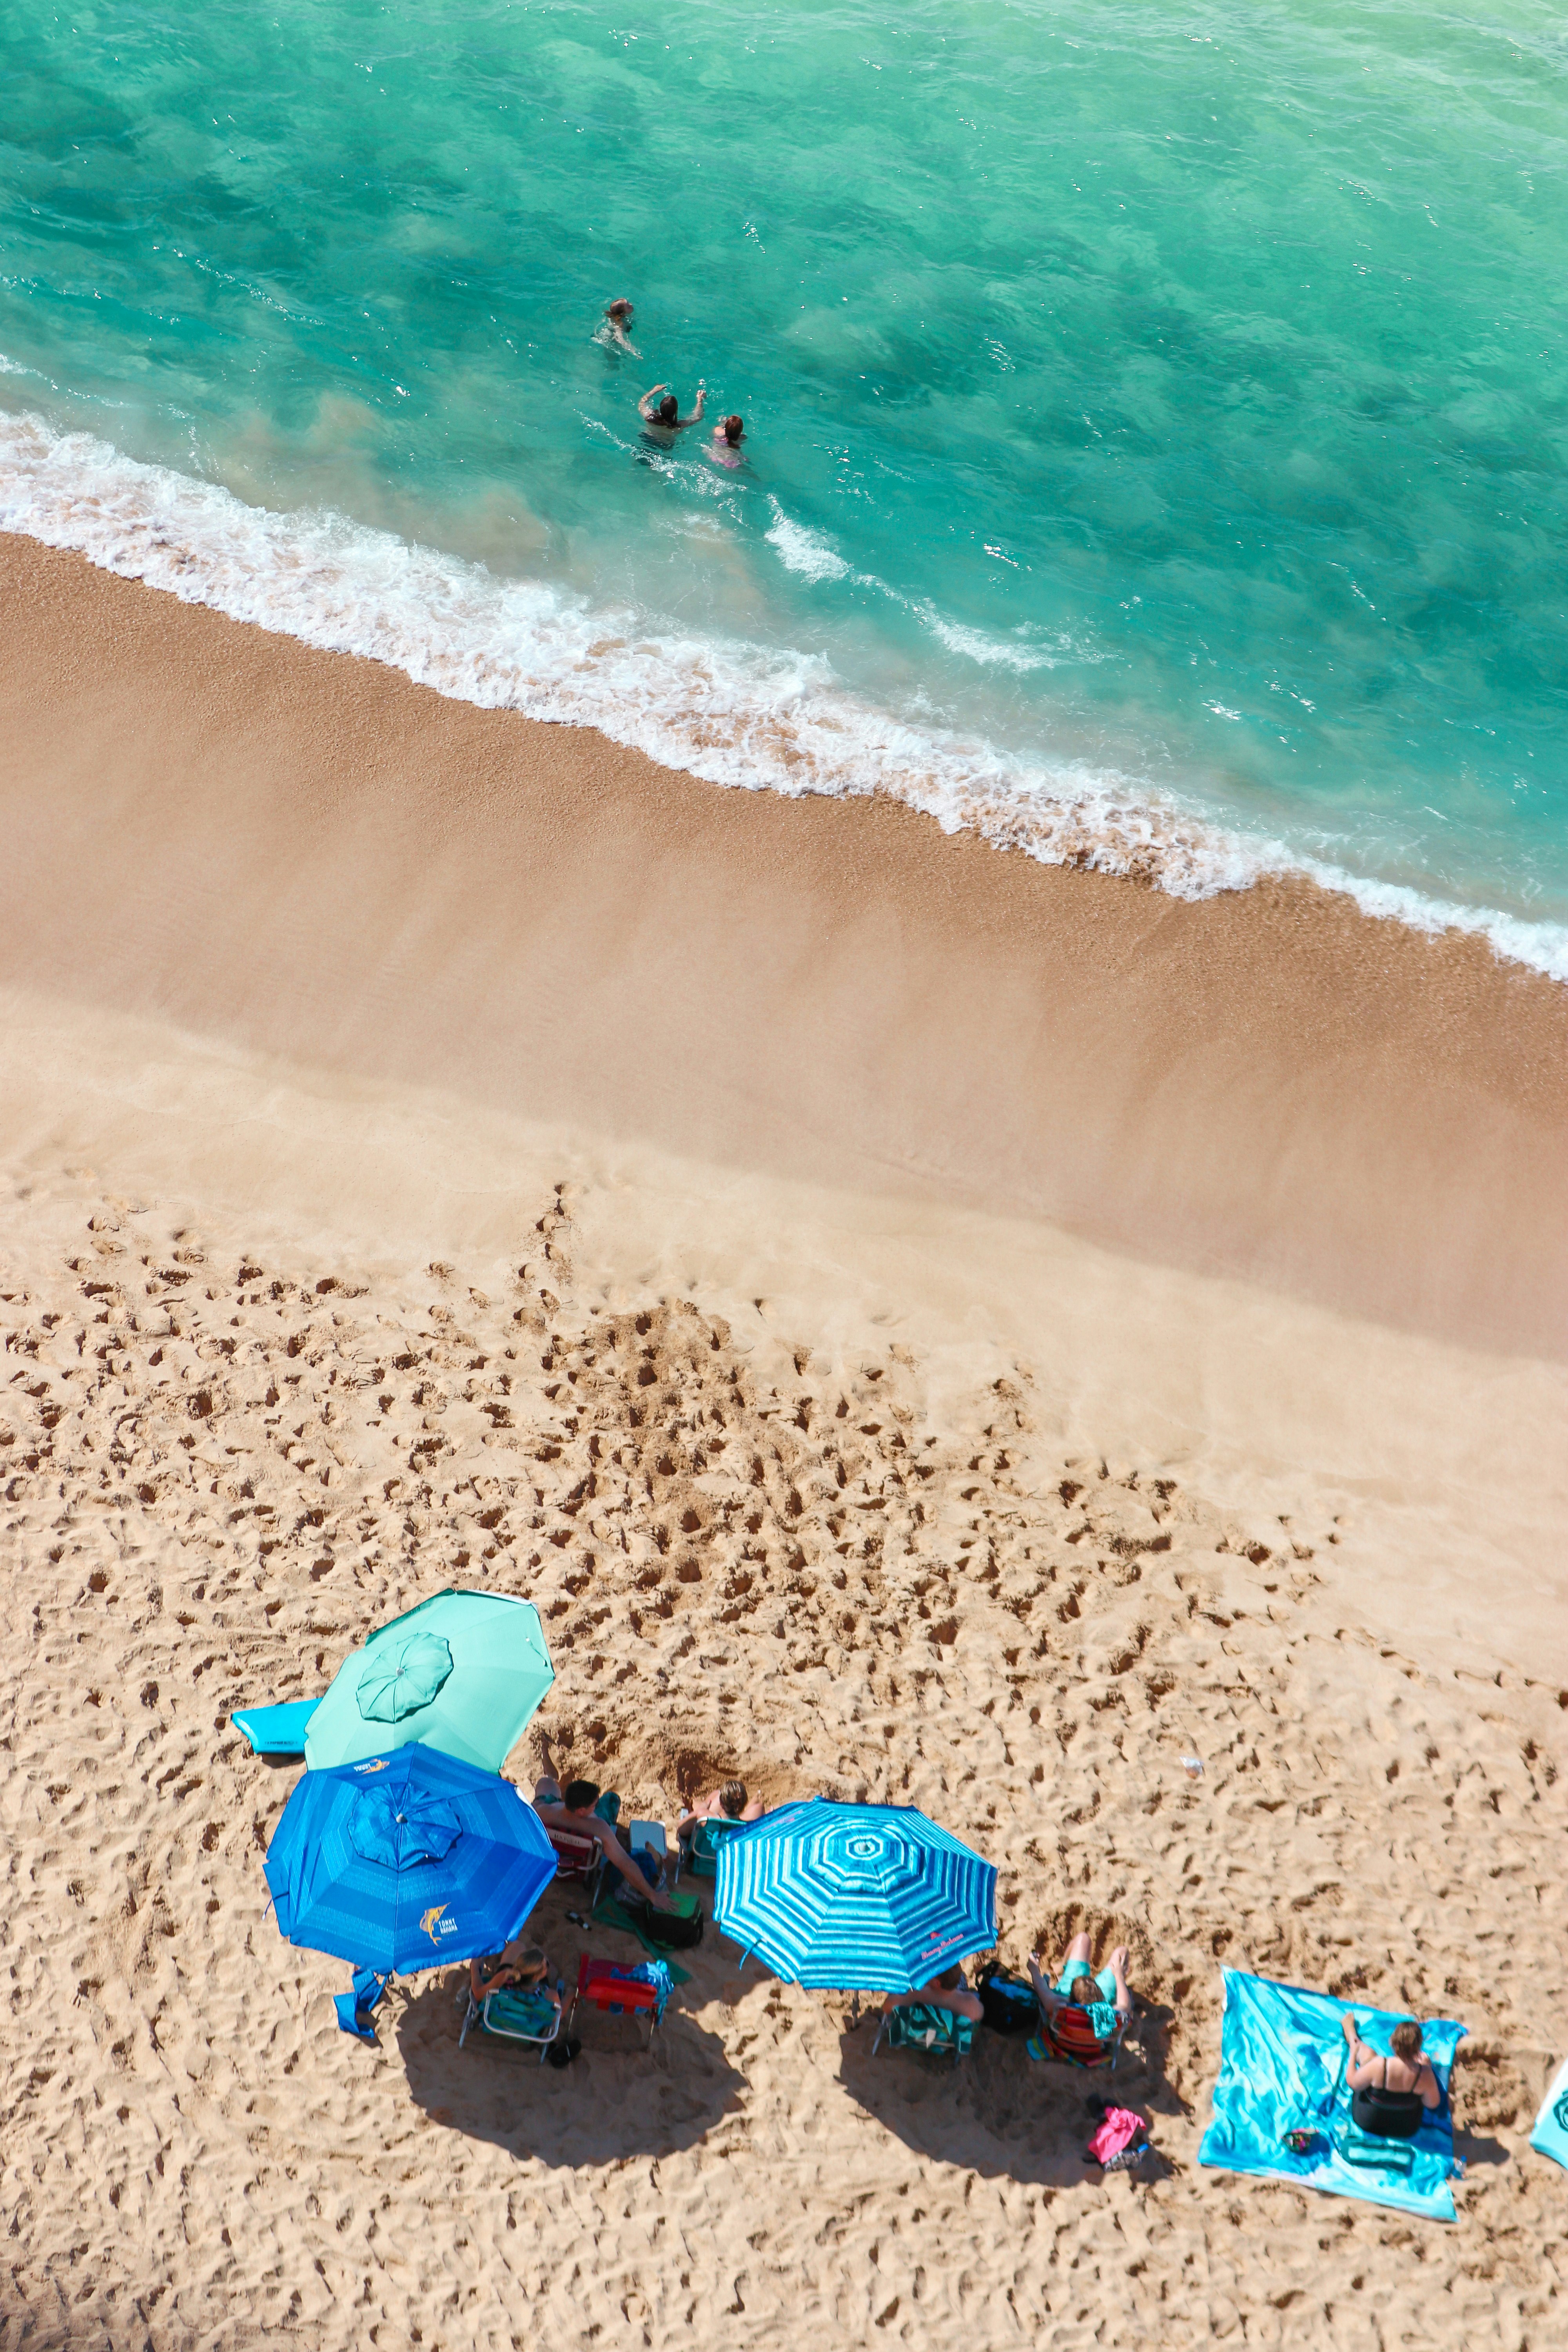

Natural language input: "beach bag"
[1086,2106,1150,2174]
[976,1960,1037,2037]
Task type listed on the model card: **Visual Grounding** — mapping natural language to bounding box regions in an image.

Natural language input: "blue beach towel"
[1529,2055,1568,2172]
[232,1698,321,1757]
[1198,1969,1465,2221]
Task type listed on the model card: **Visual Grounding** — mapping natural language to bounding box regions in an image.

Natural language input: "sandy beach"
[3,535,1567,2349]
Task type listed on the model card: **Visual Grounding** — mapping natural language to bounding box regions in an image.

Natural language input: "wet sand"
[3,532,1565,1358]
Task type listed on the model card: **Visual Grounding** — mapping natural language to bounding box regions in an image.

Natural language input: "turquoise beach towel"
[1198,1968,1465,2222]
[1530,2056,1568,2172]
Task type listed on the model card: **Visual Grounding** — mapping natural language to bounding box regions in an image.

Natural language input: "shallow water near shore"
[3,0,1567,970]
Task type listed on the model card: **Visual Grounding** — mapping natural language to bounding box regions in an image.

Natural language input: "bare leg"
[1063,1931,1093,1971]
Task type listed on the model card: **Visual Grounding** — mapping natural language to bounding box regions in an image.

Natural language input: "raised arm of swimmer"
[639,382,706,432]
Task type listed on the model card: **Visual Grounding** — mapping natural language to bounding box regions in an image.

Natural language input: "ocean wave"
[918,609,1082,674]
[2,407,1564,983]
[764,504,850,583]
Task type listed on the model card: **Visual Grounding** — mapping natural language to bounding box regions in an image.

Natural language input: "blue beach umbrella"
[264,1744,555,1977]
[304,1588,554,1774]
[713,1798,997,1991]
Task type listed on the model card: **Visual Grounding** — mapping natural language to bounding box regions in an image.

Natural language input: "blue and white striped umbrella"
[264,1744,555,1976]
[713,1797,996,1991]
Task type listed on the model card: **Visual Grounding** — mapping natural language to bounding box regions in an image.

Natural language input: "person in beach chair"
[874,1965,984,2062]
[532,1774,678,1913]
[1338,2012,1442,2158]
[676,1777,764,1876]
[1028,1935,1134,2069]
[459,1940,576,2063]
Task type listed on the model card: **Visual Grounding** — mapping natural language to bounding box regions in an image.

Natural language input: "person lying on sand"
[600,298,639,354]
[1342,2013,1443,2109]
[676,1777,765,1843]
[533,1773,678,1911]
[1029,1934,1134,2052]
[880,1964,984,2024]
[469,1938,558,2010]
[638,381,706,445]
[705,414,746,468]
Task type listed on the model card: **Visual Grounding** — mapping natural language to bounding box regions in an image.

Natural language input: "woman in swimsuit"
[706,414,747,469]
[1343,2014,1443,2109]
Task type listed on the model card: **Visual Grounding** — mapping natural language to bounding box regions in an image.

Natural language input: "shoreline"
[4,408,1567,989]
[4,531,1567,2343]
[2,528,1566,1360]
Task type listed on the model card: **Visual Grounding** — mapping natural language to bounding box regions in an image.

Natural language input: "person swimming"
[599,298,639,355]
[638,380,706,446]
[706,413,747,469]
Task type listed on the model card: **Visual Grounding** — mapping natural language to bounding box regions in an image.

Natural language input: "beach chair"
[546,1825,606,1906]
[459,1979,565,2060]
[231,1698,321,1757]
[568,1953,672,2049]
[1029,1998,1132,2074]
[628,1820,668,1886]
[873,2003,976,2065]
[679,1813,750,1881]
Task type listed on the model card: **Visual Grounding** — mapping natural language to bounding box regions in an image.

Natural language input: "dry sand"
[2,536,1567,2350]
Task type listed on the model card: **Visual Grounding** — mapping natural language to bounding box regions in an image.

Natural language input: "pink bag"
[1087,2107,1147,2167]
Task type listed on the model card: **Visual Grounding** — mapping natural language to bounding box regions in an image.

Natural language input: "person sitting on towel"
[469,1938,559,2015]
[676,1776,765,1846]
[1343,2013,1442,2114]
[879,1964,984,2024]
[532,1773,678,1911]
[1029,1933,1134,2054]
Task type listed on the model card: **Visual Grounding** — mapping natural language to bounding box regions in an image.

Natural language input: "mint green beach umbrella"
[304,1590,554,1775]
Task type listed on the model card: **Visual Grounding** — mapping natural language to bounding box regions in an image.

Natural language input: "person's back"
[639,381,705,445]
[1344,2015,1441,2134]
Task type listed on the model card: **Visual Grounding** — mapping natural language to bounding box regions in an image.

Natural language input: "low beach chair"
[680,1814,750,1881]
[568,1953,672,2049]
[628,1819,668,1884]
[458,1979,565,2060]
[231,1698,321,1757]
[1029,1998,1132,2074]
[873,2003,976,2065]
[546,1825,606,1906]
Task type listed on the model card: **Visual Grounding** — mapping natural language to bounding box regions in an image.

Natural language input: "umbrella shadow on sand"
[396,1975,746,2166]
[837,2013,1163,2189]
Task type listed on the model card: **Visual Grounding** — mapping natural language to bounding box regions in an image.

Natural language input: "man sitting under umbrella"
[533,1772,678,1912]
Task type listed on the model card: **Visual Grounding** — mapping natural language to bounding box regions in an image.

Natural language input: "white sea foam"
[764,503,850,583]
[919,610,1080,674]
[2,407,1564,983]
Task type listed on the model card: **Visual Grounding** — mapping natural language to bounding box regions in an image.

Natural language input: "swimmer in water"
[638,381,706,446]
[600,298,639,355]
[706,413,747,469]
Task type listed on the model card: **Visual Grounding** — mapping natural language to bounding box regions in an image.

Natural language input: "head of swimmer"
[720,414,744,446]
[656,393,680,424]
[605,298,634,323]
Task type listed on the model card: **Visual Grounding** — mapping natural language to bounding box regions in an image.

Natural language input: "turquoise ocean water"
[3,1,1565,973]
